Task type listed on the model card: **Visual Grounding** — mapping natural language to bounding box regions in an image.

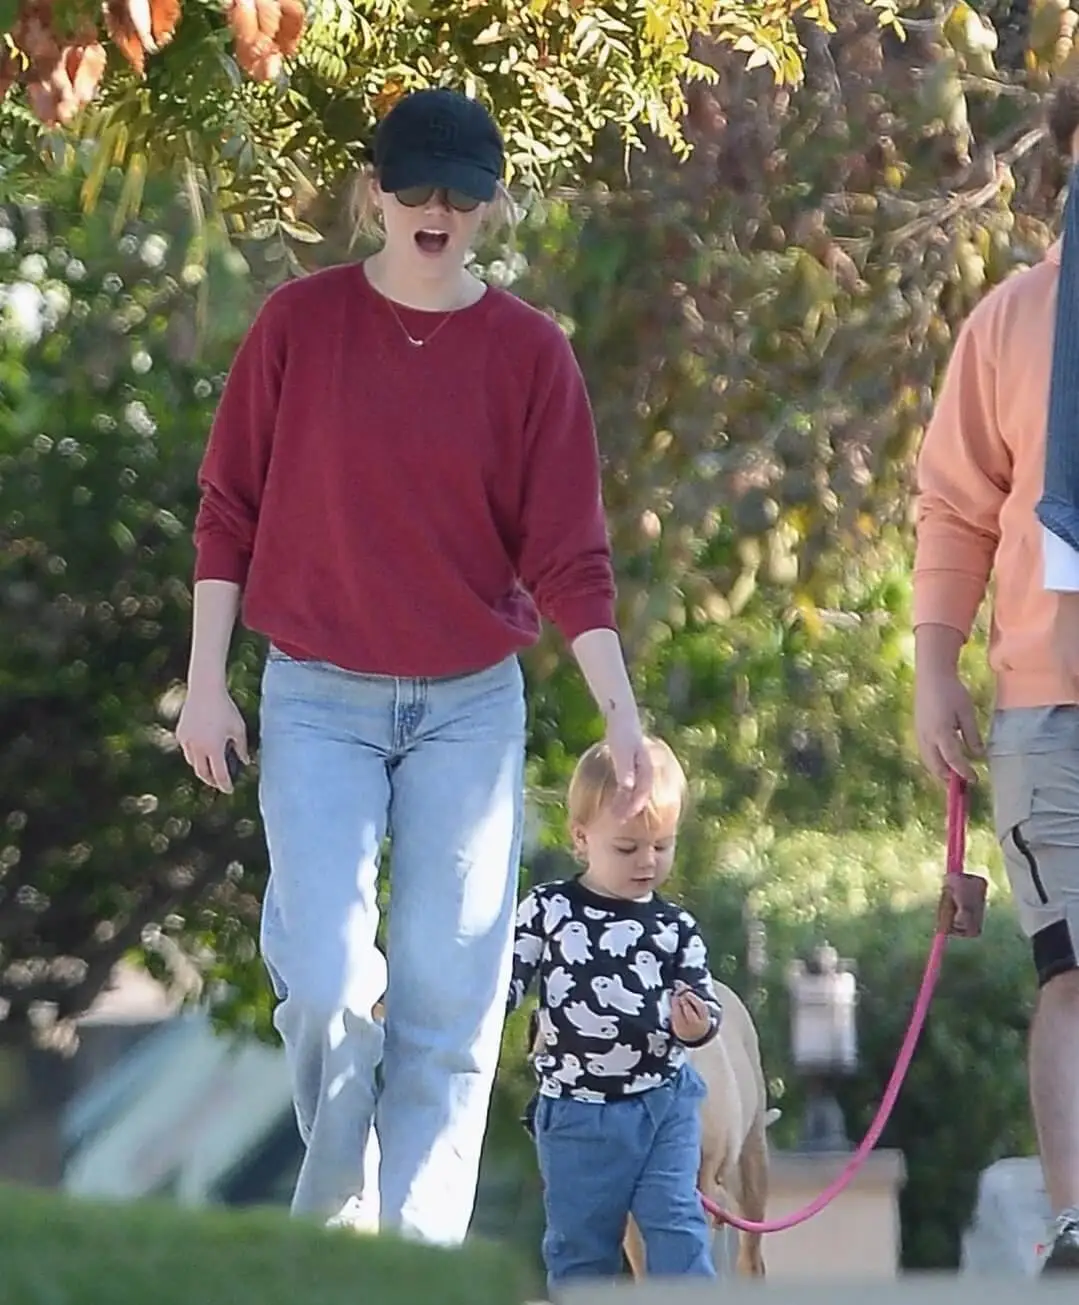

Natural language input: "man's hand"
[914,622,982,784]
[1052,593,1079,685]
[670,981,712,1043]
[915,668,982,784]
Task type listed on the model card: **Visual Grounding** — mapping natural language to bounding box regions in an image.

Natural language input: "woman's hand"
[604,712,653,818]
[176,682,249,793]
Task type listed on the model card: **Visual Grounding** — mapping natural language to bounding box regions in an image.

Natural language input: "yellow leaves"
[790,249,839,345]
[918,49,970,161]
[868,0,902,38]
[942,0,997,77]
[538,80,574,112]
[1,0,830,233]
[643,0,673,46]
[952,233,986,296]
[1027,0,1073,74]
[793,592,824,641]
[692,0,810,82]
[798,0,832,31]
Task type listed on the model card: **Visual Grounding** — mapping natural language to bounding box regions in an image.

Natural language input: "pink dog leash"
[701,772,979,1234]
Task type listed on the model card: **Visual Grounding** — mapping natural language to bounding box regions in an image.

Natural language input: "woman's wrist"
[569,627,642,728]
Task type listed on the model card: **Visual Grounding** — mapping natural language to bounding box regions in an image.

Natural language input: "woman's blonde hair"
[566,736,688,832]
[347,168,518,250]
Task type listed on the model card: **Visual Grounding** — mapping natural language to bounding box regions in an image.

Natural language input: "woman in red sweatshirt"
[174,87,653,1245]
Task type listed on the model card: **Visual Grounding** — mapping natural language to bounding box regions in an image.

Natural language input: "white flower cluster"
[0,238,77,348]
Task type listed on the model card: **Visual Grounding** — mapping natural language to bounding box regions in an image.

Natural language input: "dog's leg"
[623,1213,647,1280]
[734,1108,769,1278]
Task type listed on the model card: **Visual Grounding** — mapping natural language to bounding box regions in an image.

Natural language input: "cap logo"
[426,113,458,150]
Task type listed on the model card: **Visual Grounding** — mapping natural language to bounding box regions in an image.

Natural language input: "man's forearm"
[914,622,966,676]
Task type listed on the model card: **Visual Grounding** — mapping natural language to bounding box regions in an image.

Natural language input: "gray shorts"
[988,706,1079,987]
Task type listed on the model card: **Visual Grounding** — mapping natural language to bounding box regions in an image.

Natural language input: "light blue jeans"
[257,647,526,1245]
[535,1064,714,1291]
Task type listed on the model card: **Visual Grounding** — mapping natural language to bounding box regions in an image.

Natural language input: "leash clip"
[935,773,987,939]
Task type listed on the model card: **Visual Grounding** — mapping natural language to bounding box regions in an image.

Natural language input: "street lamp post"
[787,942,858,1153]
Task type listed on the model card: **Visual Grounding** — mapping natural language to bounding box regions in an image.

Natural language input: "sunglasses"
[392,185,482,213]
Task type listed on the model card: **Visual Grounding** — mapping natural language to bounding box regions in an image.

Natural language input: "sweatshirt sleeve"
[507,888,545,1015]
[912,305,1010,637]
[516,324,617,642]
[674,911,722,1049]
[193,294,288,585]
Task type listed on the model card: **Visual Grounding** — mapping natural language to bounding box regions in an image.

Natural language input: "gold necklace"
[383,296,458,349]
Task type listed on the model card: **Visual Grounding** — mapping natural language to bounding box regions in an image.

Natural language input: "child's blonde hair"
[347,168,518,249]
[567,735,688,832]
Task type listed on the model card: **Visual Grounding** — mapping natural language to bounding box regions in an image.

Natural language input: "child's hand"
[670,981,712,1043]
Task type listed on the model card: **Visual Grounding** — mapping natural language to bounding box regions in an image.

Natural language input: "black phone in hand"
[224,741,244,785]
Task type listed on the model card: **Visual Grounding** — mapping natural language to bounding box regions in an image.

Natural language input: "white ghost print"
[552,1054,584,1086]
[624,1072,665,1094]
[545,966,575,1008]
[653,921,680,954]
[538,1007,558,1046]
[514,932,544,965]
[564,1001,619,1040]
[570,1087,608,1103]
[516,894,540,929]
[598,918,645,958]
[586,1043,642,1077]
[647,1030,670,1058]
[657,988,672,1028]
[543,893,573,934]
[556,921,593,966]
[629,950,663,990]
[591,975,645,1016]
[583,906,611,921]
[681,934,707,970]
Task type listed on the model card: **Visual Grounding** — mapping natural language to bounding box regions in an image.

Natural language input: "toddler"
[508,736,721,1291]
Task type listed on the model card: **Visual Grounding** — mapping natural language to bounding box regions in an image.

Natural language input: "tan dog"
[624,978,776,1279]
[530,977,776,1280]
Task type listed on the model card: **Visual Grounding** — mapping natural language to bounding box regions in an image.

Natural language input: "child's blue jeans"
[533,1062,716,1290]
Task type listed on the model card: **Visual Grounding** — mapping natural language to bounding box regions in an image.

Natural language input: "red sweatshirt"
[193,263,617,678]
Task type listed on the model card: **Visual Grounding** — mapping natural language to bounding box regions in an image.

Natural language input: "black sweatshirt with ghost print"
[507,878,723,1102]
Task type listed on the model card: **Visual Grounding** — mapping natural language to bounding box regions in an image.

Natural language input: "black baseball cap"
[372,88,505,203]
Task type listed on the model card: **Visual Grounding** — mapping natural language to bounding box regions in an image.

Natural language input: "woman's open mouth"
[415,230,450,255]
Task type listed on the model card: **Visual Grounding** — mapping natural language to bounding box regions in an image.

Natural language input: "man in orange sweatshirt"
[914,81,1079,1274]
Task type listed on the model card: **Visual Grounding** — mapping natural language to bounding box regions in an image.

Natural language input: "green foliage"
[0,1183,538,1305]
[495,818,1035,1274]
[0,169,268,1038]
[688,825,1036,1271]
[0,0,842,235]
[1,0,1062,1268]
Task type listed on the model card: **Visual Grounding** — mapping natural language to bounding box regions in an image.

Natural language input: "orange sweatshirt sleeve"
[913,303,1012,637]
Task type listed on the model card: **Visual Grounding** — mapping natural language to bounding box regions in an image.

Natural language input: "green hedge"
[0,1185,539,1305]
